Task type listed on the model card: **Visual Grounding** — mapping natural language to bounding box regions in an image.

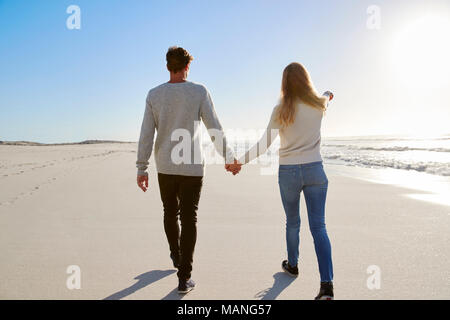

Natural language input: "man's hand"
[137,175,149,192]
[225,159,242,175]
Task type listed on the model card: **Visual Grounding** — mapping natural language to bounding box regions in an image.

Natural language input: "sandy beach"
[0,143,449,300]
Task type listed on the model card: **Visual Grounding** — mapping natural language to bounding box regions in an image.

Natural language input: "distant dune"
[0,140,135,146]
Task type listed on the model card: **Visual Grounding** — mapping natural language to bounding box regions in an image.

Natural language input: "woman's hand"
[323,91,334,101]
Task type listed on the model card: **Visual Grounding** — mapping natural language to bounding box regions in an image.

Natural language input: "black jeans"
[157,173,203,280]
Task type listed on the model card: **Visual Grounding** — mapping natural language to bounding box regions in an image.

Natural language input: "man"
[136,46,241,294]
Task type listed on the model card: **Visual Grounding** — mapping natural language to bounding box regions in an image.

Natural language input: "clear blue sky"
[1,0,449,143]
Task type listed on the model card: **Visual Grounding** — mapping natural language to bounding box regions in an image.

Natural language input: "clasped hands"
[138,159,242,192]
[225,159,242,176]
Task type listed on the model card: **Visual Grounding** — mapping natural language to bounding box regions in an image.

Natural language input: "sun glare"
[391,14,450,90]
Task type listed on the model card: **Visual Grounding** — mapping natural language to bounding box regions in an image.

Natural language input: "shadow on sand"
[104,269,176,300]
[254,272,296,300]
[161,287,184,300]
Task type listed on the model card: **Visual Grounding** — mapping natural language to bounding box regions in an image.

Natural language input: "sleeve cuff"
[225,149,236,164]
[237,155,247,165]
[137,170,148,176]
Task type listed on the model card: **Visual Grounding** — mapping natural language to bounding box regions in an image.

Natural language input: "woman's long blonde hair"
[276,62,327,127]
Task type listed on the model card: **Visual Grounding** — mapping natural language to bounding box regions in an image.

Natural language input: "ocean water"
[216,134,450,177]
[218,134,450,206]
[321,135,450,177]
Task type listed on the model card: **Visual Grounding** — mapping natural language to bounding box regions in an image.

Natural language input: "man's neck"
[168,73,187,83]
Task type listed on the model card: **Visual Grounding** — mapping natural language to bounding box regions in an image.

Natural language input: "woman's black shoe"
[281,260,299,277]
[315,281,334,300]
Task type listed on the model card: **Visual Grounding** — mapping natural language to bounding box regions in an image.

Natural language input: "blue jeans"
[278,161,333,282]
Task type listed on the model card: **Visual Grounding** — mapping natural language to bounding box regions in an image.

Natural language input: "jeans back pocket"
[278,166,300,186]
[302,163,328,186]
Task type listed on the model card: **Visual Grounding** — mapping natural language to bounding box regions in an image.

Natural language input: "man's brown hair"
[166,46,194,73]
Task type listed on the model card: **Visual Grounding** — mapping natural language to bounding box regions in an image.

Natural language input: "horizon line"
[1,133,449,146]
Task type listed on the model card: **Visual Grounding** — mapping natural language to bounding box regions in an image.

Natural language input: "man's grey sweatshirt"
[136,81,235,177]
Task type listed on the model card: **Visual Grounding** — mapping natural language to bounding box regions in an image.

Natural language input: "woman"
[239,62,334,300]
